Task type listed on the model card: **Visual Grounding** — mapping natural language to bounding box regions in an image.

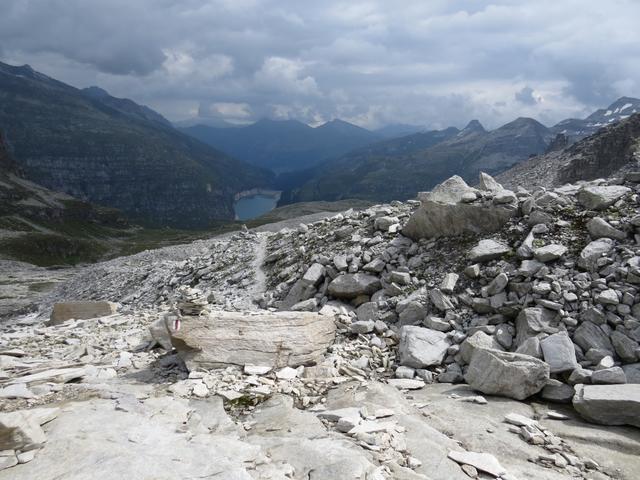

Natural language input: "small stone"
[387,379,425,390]
[468,239,511,263]
[244,365,272,375]
[534,244,567,262]
[447,450,507,477]
[276,367,300,380]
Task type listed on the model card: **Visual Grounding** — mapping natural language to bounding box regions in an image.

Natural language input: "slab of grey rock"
[327,274,381,299]
[592,367,627,385]
[468,239,511,263]
[541,379,575,403]
[573,384,640,427]
[399,326,450,368]
[447,450,507,477]
[168,310,336,370]
[533,244,567,262]
[302,263,326,286]
[465,348,550,400]
[587,217,626,240]
[540,331,578,373]
[49,301,118,325]
[514,307,558,347]
[577,185,631,210]
[573,321,614,354]
[403,175,515,240]
[460,331,503,364]
[611,331,639,363]
[578,239,614,271]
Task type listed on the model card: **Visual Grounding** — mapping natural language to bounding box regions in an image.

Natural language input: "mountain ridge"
[180,117,383,173]
[0,61,273,228]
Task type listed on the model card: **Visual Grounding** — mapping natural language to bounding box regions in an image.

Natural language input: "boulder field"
[2,172,640,479]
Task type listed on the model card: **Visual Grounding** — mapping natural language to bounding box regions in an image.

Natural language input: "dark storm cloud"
[1,0,639,128]
[515,86,538,105]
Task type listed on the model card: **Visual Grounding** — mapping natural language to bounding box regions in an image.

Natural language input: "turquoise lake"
[234,194,279,221]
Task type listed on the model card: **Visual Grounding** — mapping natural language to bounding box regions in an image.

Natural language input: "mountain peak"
[316,118,371,134]
[462,119,486,133]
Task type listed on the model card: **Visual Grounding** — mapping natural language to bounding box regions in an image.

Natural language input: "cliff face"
[557,113,640,184]
[496,113,640,190]
[0,62,273,228]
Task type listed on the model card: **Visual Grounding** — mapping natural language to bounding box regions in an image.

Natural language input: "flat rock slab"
[573,384,640,428]
[49,301,118,325]
[327,274,381,299]
[168,311,336,370]
[398,326,450,368]
[577,185,631,210]
[448,450,507,477]
[468,239,511,263]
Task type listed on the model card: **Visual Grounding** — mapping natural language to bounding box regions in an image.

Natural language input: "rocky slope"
[0,62,273,228]
[2,164,640,478]
[0,132,135,265]
[552,97,640,142]
[497,113,640,190]
[290,118,553,204]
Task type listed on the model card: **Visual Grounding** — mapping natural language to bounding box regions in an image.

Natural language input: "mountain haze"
[180,118,382,173]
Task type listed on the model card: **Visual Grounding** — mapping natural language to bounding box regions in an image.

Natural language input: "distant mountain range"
[0,62,272,228]
[498,112,640,189]
[179,118,383,173]
[1,59,638,228]
[286,117,553,203]
[282,97,640,204]
[551,97,640,141]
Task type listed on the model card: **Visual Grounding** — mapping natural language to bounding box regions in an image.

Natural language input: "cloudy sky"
[1,0,639,129]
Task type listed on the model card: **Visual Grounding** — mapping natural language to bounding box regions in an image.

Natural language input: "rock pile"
[3,170,640,478]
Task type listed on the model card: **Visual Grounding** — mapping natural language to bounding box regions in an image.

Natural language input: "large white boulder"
[576,185,631,210]
[167,311,336,370]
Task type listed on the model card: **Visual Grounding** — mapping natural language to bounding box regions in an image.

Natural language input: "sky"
[1,0,639,129]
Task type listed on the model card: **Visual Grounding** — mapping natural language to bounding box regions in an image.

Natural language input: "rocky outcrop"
[497,112,640,190]
[167,310,336,370]
[403,174,517,240]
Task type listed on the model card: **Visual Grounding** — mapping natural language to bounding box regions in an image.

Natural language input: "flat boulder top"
[327,273,381,299]
[573,384,640,428]
[49,301,118,325]
[576,185,631,210]
[168,310,337,370]
[468,239,511,263]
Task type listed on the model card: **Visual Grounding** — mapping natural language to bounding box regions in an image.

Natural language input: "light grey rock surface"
[49,301,118,325]
[573,384,640,428]
[398,326,450,368]
[465,348,550,400]
[168,310,336,370]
